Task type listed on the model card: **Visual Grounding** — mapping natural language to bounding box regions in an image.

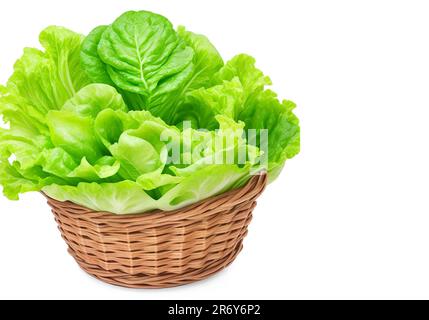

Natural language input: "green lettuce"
[42,163,253,214]
[0,10,299,214]
[173,54,300,178]
[80,11,225,123]
[8,26,90,112]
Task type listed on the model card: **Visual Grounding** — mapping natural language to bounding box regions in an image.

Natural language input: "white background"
[1,0,429,300]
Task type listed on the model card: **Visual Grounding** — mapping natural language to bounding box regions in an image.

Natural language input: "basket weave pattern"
[45,173,267,288]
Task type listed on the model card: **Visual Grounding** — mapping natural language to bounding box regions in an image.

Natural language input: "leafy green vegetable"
[212,54,271,93]
[0,10,300,214]
[80,26,113,85]
[67,156,120,181]
[80,11,225,123]
[173,77,244,129]
[42,163,254,214]
[62,84,128,117]
[98,11,193,97]
[46,110,105,163]
[83,11,195,120]
[173,54,300,178]
[176,26,224,91]
[8,26,90,112]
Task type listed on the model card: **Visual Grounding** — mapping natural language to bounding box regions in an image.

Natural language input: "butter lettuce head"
[0,10,300,214]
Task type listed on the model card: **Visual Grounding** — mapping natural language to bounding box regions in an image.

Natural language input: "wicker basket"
[44,173,267,288]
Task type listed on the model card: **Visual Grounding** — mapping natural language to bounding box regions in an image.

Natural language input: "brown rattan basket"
[44,173,267,288]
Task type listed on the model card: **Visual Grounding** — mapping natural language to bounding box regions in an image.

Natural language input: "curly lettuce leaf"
[240,90,300,180]
[36,147,78,179]
[0,160,68,200]
[7,26,90,112]
[172,54,300,179]
[0,86,49,137]
[173,77,244,129]
[212,54,271,93]
[0,128,50,170]
[0,26,94,200]
[136,170,183,191]
[67,156,120,181]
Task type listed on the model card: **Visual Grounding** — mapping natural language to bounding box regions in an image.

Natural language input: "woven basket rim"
[43,172,267,219]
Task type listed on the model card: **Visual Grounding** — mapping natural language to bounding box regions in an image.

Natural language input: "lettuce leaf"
[62,83,128,117]
[80,25,113,85]
[42,163,254,214]
[46,110,106,163]
[8,26,90,112]
[177,26,224,91]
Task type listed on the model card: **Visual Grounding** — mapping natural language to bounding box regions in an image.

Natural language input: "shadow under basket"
[44,173,267,288]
